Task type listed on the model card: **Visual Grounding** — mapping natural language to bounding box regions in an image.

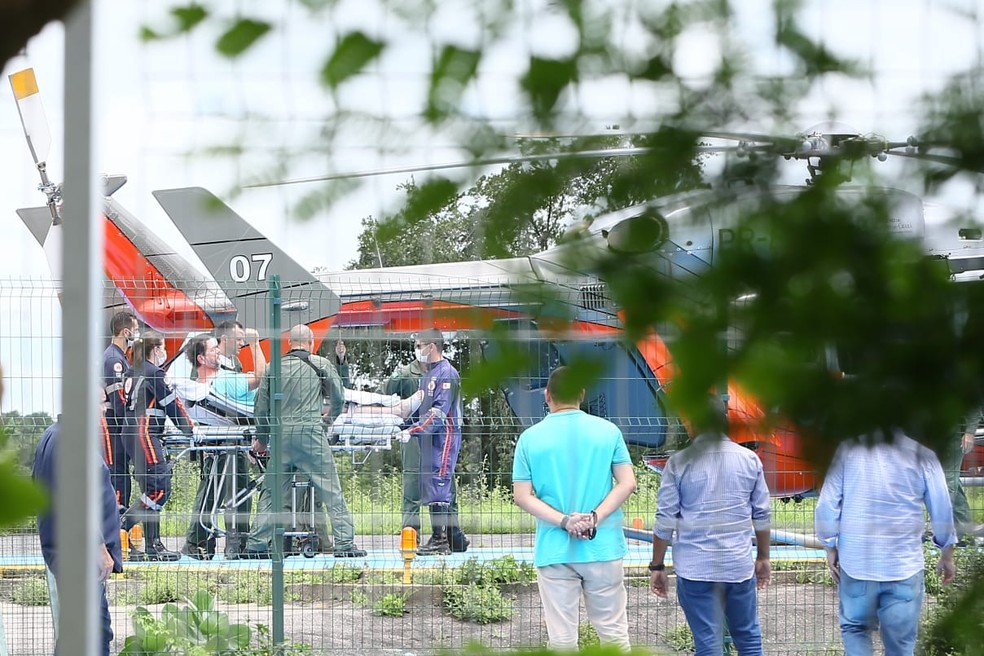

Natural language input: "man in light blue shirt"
[650,396,771,656]
[815,430,956,656]
[181,332,264,559]
[512,366,637,650]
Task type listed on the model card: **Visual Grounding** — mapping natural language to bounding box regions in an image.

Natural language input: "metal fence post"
[269,276,285,651]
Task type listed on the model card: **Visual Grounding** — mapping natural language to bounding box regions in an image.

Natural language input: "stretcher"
[163,359,416,551]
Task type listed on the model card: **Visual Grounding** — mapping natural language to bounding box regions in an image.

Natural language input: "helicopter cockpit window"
[604,209,669,254]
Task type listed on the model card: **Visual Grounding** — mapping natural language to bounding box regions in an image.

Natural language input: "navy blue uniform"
[406,358,463,505]
[102,343,133,510]
[123,360,194,514]
[33,419,122,656]
[405,358,466,549]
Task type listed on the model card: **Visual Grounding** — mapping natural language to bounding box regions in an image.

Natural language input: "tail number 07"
[229,253,274,282]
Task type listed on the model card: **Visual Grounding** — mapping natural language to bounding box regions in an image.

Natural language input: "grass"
[158,461,831,537]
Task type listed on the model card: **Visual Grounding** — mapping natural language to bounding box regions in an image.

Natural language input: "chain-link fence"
[0,276,977,655]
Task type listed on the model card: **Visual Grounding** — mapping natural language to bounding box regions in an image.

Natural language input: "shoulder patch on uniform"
[428,379,436,391]
[113,362,123,373]
[442,382,451,389]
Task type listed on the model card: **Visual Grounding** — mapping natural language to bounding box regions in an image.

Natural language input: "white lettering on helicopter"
[229,253,274,282]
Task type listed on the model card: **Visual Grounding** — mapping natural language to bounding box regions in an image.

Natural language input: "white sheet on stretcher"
[330,389,422,440]
[172,378,254,427]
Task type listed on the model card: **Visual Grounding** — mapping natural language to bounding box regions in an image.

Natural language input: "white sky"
[1,0,983,413]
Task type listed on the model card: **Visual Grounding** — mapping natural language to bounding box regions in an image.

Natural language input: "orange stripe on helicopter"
[103,215,214,335]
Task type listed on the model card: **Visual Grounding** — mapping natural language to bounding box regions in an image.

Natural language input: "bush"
[242,623,314,655]
[11,577,50,606]
[373,592,410,616]
[139,571,215,605]
[918,547,984,656]
[662,624,694,652]
[453,555,536,586]
[118,590,250,655]
[220,571,272,606]
[578,623,600,648]
[443,584,513,624]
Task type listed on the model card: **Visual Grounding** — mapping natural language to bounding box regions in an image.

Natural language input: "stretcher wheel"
[301,541,317,558]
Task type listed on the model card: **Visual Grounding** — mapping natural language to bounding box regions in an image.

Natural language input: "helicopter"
[11,67,984,499]
[148,164,984,500]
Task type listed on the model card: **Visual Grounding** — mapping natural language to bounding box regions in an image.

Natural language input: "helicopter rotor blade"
[244,143,738,189]
[887,150,980,170]
[8,68,51,168]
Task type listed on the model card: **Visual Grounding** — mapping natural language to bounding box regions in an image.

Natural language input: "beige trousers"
[536,559,630,650]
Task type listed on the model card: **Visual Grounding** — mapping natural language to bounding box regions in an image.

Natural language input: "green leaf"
[118,635,143,655]
[520,56,578,122]
[320,31,386,89]
[216,18,272,58]
[139,26,162,42]
[171,4,209,34]
[402,178,460,226]
[0,461,45,526]
[191,589,215,612]
[227,623,252,648]
[425,45,481,122]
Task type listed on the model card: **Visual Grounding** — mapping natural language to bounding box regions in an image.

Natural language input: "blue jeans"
[838,569,924,656]
[676,576,763,656]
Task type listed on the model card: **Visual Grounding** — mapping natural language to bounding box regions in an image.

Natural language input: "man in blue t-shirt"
[181,332,265,559]
[512,366,636,650]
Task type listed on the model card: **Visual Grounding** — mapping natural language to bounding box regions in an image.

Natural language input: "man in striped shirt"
[815,431,956,655]
[650,397,771,656]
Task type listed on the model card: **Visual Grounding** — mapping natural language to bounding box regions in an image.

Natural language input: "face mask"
[126,329,139,348]
[415,346,430,363]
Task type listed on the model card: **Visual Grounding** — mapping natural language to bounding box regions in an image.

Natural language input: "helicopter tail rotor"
[8,67,61,225]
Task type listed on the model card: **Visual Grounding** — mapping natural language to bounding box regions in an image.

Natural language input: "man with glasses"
[181,331,266,559]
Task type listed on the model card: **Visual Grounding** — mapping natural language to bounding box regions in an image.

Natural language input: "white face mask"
[125,329,139,348]
[415,345,431,363]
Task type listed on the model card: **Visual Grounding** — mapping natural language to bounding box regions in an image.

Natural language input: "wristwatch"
[648,562,665,572]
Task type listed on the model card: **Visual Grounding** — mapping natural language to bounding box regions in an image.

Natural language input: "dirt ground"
[1,578,846,655]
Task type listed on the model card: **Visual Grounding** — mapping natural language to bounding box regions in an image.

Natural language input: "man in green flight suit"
[380,359,426,531]
[241,324,366,558]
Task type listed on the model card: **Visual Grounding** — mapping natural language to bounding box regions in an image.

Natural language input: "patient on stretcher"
[167,334,423,439]
[168,335,257,427]
[330,389,424,444]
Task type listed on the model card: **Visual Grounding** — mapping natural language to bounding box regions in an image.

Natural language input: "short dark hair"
[691,395,729,434]
[546,366,583,405]
[214,320,243,344]
[110,311,137,337]
[187,335,213,367]
[417,327,444,352]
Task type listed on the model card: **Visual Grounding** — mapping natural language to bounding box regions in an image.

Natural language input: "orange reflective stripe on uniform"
[139,413,158,465]
[100,413,113,465]
[438,416,454,477]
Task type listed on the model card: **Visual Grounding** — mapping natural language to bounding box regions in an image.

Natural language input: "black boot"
[182,537,215,561]
[417,532,450,556]
[223,532,245,560]
[133,514,180,562]
[449,531,470,553]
